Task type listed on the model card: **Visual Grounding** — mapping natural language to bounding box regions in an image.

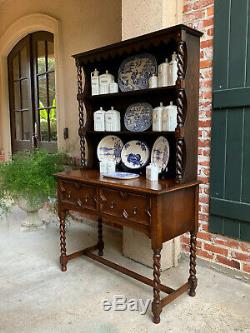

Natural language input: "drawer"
[58,180,97,211]
[100,188,151,225]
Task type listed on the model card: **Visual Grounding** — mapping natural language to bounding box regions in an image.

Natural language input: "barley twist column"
[152,248,162,324]
[188,232,198,296]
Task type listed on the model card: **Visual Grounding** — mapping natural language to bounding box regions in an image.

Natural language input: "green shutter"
[210,0,250,241]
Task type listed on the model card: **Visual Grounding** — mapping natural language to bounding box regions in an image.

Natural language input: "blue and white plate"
[124,102,153,132]
[102,172,140,180]
[151,136,170,172]
[118,53,157,92]
[97,135,123,164]
[121,140,150,170]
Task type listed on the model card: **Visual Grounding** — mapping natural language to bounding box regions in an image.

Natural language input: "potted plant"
[0,150,65,228]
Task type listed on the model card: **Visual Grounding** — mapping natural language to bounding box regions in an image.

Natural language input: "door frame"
[0,13,66,158]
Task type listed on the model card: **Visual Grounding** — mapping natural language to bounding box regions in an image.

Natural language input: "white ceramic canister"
[105,107,120,131]
[106,160,116,174]
[99,70,115,94]
[152,102,164,131]
[94,107,105,131]
[99,161,107,174]
[169,52,178,86]
[91,68,100,96]
[146,163,159,181]
[149,74,158,88]
[158,59,169,87]
[109,81,119,93]
[165,101,178,131]
[161,105,169,132]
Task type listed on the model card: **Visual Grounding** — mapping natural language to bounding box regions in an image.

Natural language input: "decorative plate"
[151,136,170,172]
[124,102,153,132]
[121,140,150,170]
[118,53,157,92]
[102,172,140,180]
[97,135,123,164]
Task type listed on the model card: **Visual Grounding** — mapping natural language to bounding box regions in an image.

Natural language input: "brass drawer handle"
[122,209,129,219]
[110,201,115,209]
[77,199,83,207]
[133,207,137,215]
[145,207,151,217]
[84,196,89,203]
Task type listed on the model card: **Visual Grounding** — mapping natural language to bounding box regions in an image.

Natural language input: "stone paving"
[0,207,250,333]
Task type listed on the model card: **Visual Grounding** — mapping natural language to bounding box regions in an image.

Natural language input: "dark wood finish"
[56,24,201,324]
[97,217,104,256]
[188,232,198,296]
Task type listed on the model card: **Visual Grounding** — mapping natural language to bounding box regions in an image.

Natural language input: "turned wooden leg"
[188,232,197,296]
[97,218,104,256]
[59,215,67,272]
[152,248,162,324]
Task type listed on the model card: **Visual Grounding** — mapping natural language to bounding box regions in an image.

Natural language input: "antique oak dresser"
[55,24,202,324]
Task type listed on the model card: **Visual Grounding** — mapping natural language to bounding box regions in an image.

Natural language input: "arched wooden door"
[8,31,57,153]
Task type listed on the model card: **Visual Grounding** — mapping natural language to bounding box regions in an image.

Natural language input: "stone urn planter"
[17,196,46,230]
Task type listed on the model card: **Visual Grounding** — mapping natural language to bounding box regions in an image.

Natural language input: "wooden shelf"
[81,85,177,102]
[86,130,175,136]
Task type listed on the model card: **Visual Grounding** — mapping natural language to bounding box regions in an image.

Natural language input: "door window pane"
[48,41,55,72]
[20,46,29,78]
[37,40,46,74]
[38,74,47,107]
[14,82,21,110]
[23,111,31,140]
[50,108,57,141]
[15,111,22,140]
[21,79,29,109]
[48,72,55,107]
[39,109,48,141]
[13,55,19,80]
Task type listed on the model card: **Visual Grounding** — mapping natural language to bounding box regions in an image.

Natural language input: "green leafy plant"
[0,150,65,216]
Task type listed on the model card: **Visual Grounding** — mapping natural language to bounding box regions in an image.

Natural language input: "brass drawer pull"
[133,207,137,215]
[77,199,83,207]
[122,209,129,219]
[110,201,115,209]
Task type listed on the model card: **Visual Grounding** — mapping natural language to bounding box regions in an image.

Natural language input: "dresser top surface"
[55,169,199,195]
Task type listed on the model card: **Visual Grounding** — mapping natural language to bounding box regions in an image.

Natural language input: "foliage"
[0,150,65,216]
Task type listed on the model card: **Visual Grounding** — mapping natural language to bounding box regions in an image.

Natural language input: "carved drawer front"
[100,188,151,225]
[58,180,97,211]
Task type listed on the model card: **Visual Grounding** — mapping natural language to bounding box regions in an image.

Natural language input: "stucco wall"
[122,0,183,39]
[0,0,121,156]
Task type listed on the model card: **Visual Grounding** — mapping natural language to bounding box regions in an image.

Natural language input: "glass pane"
[21,79,29,109]
[48,41,55,72]
[49,108,57,141]
[37,40,46,74]
[38,74,47,108]
[15,111,22,140]
[22,111,31,140]
[14,82,21,110]
[13,55,19,80]
[20,46,29,78]
[39,109,49,141]
[48,72,55,107]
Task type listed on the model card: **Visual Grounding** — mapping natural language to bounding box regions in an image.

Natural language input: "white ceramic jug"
[158,59,169,87]
[94,107,105,131]
[169,52,178,86]
[152,102,164,131]
[105,107,120,131]
[165,101,177,131]
[91,68,100,95]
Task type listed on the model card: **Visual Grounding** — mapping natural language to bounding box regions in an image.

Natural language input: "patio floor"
[0,207,250,333]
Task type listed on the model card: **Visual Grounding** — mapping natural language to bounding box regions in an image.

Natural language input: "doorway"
[8,31,57,153]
